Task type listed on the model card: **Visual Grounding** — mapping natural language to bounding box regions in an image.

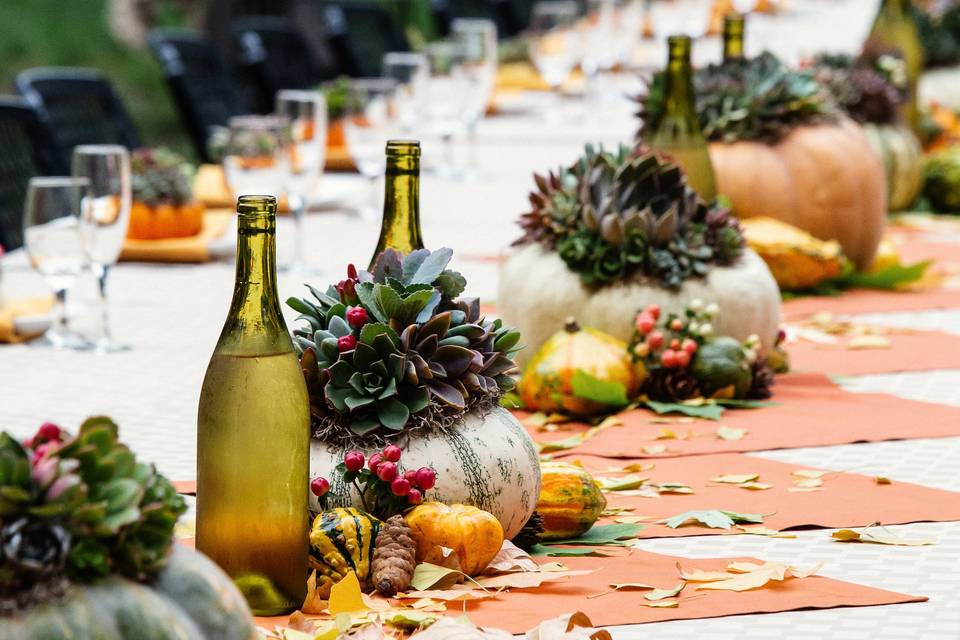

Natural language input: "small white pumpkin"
[310,406,541,539]
[498,245,781,367]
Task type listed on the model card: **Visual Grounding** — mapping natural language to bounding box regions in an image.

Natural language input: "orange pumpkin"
[127,201,204,240]
[537,462,607,541]
[404,503,504,576]
[520,319,643,417]
[327,120,345,150]
[709,118,887,270]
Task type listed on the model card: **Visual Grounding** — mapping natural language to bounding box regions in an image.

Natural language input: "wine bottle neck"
[219,197,289,353]
[660,36,699,125]
[372,140,424,267]
[723,14,745,62]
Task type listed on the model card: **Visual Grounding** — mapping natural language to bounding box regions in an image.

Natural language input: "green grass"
[0,0,194,157]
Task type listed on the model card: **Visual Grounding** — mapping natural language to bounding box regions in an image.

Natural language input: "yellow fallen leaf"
[597,475,649,491]
[483,540,540,574]
[538,562,569,572]
[711,473,760,484]
[601,507,635,517]
[472,569,593,589]
[329,571,370,615]
[676,564,732,582]
[791,469,828,479]
[696,562,818,592]
[642,444,667,455]
[787,487,823,492]
[644,583,684,601]
[736,526,796,539]
[410,598,446,611]
[609,582,656,591]
[831,527,936,546]
[615,515,654,524]
[643,599,679,608]
[396,589,496,602]
[740,482,773,490]
[525,611,612,640]
[657,482,694,494]
[848,335,891,350]
[875,476,892,485]
[793,477,823,488]
[523,412,569,428]
[605,463,655,473]
[716,426,747,441]
[301,569,328,615]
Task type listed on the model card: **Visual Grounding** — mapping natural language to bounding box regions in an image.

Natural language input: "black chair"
[148,30,251,162]
[320,2,410,77]
[431,0,524,37]
[14,68,141,171]
[231,16,338,113]
[0,98,65,251]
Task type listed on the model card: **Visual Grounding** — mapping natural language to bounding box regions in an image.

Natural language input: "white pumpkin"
[310,406,540,539]
[498,245,781,367]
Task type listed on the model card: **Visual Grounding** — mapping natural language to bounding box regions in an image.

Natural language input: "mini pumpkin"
[308,507,382,598]
[404,503,503,576]
[520,319,643,417]
[536,462,607,541]
[740,217,845,290]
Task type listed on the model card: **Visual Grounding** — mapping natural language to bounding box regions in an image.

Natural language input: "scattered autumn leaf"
[661,509,763,529]
[472,569,593,589]
[329,571,370,615]
[484,541,540,574]
[711,473,760,485]
[301,569,328,615]
[793,477,824,488]
[525,611,613,640]
[740,482,773,490]
[644,583,684,601]
[831,526,936,546]
[597,475,649,492]
[791,469,829,479]
[408,616,512,639]
[601,506,635,517]
[642,444,667,455]
[657,482,695,495]
[643,599,679,608]
[735,526,796,539]
[410,563,467,591]
[608,582,656,591]
[875,476,892,485]
[694,561,821,592]
[848,335,891,350]
[716,426,747,441]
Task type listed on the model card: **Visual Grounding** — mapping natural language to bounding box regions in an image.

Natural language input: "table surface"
[4,1,960,637]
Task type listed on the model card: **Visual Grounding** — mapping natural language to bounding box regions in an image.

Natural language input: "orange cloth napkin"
[0,296,54,343]
[119,209,233,263]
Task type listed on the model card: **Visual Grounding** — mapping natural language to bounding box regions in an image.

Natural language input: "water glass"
[343,78,400,218]
[276,90,327,273]
[22,177,90,350]
[424,41,470,178]
[383,52,429,135]
[452,18,497,176]
[223,115,290,198]
[72,145,132,353]
[529,1,581,101]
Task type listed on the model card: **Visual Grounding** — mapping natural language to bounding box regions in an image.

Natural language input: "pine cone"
[642,367,700,402]
[747,358,776,400]
[510,511,544,551]
[371,515,416,596]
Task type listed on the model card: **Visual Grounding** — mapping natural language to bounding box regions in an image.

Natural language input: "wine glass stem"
[53,287,69,340]
[466,121,479,175]
[95,263,113,344]
[367,175,379,218]
[291,193,306,268]
[443,133,455,171]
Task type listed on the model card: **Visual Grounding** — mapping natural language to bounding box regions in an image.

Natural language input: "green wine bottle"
[648,35,717,202]
[723,13,745,62]
[868,0,924,133]
[197,195,309,616]
[370,140,425,268]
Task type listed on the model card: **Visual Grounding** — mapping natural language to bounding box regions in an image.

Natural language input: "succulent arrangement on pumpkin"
[636,50,887,272]
[128,147,204,241]
[0,418,258,638]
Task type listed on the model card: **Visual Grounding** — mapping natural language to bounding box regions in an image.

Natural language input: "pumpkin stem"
[564,318,581,333]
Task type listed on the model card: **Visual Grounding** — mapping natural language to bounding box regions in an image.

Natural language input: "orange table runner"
[523,372,960,459]
[788,330,960,376]
[569,452,960,538]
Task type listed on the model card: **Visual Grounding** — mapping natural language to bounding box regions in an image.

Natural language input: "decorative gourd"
[740,217,845,290]
[128,147,204,240]
[709,119,887,270]
[863,122,924,211]
[520,320,643,417]
[308,508,382,598]
[536,462,607,541]
[1,545,258,640]
[404,503,504,576]
[690,336,752,398]
[128,200,204,240]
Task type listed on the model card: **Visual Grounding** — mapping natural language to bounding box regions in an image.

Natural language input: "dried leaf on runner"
[787,487,822,493]
[608,582,656,591]
[601,506,635,517]
[597,475,649,491]
[538,416,621,453]
[543,523,644,546]
[523,412,568,428]
[607,462,655,473]
[735,526,796,538]
[383,611,441,631]
[525,611,613,640]
[875,476,892,485]
[847,335,891,349]
[710,473,761,484]
[791,469,828,479]
[410,563,466,590]
[302,569,328,614]
[329,571,370,615]
[793,477,824,488]
[643,599,679,608]
[694,561,821,592]
[644,583,684,601]
[484,540,540,574]
[642,444,668,455]
[409,616,513,639]
[657,482,694,494]
[472,569,593,589]
[661,509,763,529]
[740,482,773,490]
[831,527,936,546]
[396,588,495,602]
[716,426,747,441]
[615,515,654,524]
[677,564,734,582]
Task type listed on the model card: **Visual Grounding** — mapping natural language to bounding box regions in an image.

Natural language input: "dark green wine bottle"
[197,195,309,616]
[370,140,424,268]
[723,13,745,62]
[868,0,924,133]
[648,35,717,202]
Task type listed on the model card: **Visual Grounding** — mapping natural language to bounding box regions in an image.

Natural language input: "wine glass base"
[31,329,93,351]
[93,338,132,354]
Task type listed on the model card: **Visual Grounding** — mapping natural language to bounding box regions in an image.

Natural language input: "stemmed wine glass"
[452,18,498,178]
[276,90,327,273]
[528,1,581,115]
[383,52,429,136]
[343,78,400,219]
[424,41,469,178]
[21,177,90,350]
[72,145,132,353]
[222,115,290,198]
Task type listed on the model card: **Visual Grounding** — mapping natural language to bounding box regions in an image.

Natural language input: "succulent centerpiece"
[810,50,924,210]
[0,418,257,638]
[499,143,781,365]
[128,147,204,241]
[288,247,541,539]
[636,51,887,270]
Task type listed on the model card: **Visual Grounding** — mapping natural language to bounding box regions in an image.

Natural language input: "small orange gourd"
[127,200,204,240]
[520,319,642,417]
[536,462,607,541]
[403,503,504,576]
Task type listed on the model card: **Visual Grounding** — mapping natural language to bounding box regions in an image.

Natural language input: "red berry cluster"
[632,300,718,371]
[23,422,64,465]
[335,264,360,305]
[310,445,437,519]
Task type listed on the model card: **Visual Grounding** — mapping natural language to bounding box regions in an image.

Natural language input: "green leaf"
[662,509,764,529]
[528,544,611,557]
[543,523,644,546]
[714,399,779,409]
[838,261,931,290]
[355,283,387,323]
[435,270,467,300]
[402,247,453,285]
[286,296,316,316]
[377,398,410,430]
[570,370,629,407]
[359,322,399,347]
[645,401,724,420]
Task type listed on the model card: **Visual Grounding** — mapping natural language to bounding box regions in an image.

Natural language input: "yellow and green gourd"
[308,508,382,598]
[536,462,607,541]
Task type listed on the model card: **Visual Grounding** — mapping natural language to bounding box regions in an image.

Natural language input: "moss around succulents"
[0,418,187,614]
[637,52,837,144]
[514,144,745,290]
[131,147,194,207]
[288,247,522,441]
